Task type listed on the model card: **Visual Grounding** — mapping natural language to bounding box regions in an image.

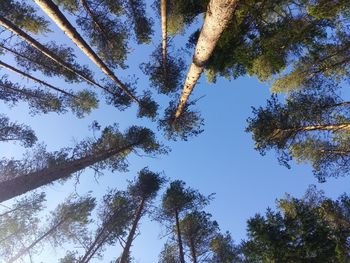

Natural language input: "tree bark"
[0,142,139,203]
[119,198,145,263]
[0,60,75,97]
[8,219,65,263]
[161,0,167,79]
[33,0,140,104]
[175,209,186,263]
[189,237,197,263]
[174,0,238,120]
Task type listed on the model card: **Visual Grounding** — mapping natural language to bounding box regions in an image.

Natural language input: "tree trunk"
[175,210,186,263]
[0,142,139,203]
[161,0,167,79]
[8,219,65,263]
[0,59,75,97]
[189,237,197,263]
[119,198,146,263]
[33,0,140,104]
[272,122,350,138]
[0,15,103,89]
[174,0,238,120]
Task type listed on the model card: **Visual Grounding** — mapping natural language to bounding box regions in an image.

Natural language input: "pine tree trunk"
[175,210,186,263]
[272,122,350,138]
[8,219,65,263]
[0,142,139,203]
[161,0,167,78]
[189,237,197,263]
[174,0,238,120]
[0,59,75,97]
[0,15,101,89]
[119,198,146,263]
[33,0,140,104]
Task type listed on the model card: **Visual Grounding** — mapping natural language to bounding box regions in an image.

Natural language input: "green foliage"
[159,242,180,263]
[68,90,98,118]
[242,187,350,262]
[138,91,159,120]
[0,0,50,33]
[209,232,241,263]
[141,45,185,95]
[159,100,204,141]
[0,114,37,147]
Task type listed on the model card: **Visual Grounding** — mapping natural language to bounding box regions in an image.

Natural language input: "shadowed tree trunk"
[33,0,140,104]
[0,142,139,203]
[174,0,238,121]
[119,198,145,263]
[0,60,75,97]
[175,209,185,263]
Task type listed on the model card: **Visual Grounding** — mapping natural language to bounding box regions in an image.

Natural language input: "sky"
[1,1,350,263]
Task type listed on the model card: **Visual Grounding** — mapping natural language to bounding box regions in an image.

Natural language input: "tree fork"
[33,0,141,105]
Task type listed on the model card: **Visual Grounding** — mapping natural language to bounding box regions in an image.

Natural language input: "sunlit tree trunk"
[161,0,167,78]
[33,0,140,104]
[174,0,238,120]
[119,198,145,263]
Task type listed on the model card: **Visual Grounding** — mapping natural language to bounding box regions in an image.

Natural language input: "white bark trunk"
[174,0,238,120]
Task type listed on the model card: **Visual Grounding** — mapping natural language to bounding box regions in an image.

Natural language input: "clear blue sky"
[1,2,350,262]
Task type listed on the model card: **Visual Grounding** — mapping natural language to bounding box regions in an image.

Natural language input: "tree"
[241,186,350,262]
[160,180,210,263]
[8,195,95,263]
[33,0,139,103]
[0,114,37,147]
[209,232,241,263]
[0,192,46,260]
[159,241,180,263]
[173,0,238,122]
[246,92,350,181]
[119,168,165,263]
[179,211,219,263]
[0,59,98,117]
[80,190,133,263]
[0,125,165,203]
[0,0,49,34]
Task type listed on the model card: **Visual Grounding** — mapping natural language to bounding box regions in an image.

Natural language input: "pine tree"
[0,114,37,147]
[0,125,165,203]
[8,195,95,263]
[246,92,350,181]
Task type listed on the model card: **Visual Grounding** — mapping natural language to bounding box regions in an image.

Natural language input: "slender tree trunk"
[272,122,350,138]
[0,60,75,97]
[119,198,146,263]
[33,0,140,104]
[174,0,238,120]
[189,237,197,263]
[161,0,167,79]
[175,210,185,263]
[0,142,139,203]
[8,219,65,263]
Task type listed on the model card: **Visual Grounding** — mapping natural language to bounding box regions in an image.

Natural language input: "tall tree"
[8,195,95,263]
[179,211,219,263]
[160,180,210,263]
[209,232,241,263]
[0,125,165,203]
[119,168,164,263]
[241,186,350,262]
[0,59,98,117]
[33,0,138,103]
[0,192,46,261]
[246,92,350,181]
[173,0,238,121]
[80,190,133,263]
[0,114,37,147]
